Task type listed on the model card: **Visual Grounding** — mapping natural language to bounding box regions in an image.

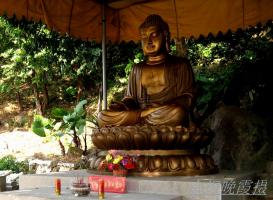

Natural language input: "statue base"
[91,125,214,150]
[89,150,218,176]
[90,125,218,176]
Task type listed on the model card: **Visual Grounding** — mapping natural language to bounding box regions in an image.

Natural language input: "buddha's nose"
[148,37,153,44]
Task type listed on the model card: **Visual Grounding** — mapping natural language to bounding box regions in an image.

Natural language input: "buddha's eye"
[151,32,158,37]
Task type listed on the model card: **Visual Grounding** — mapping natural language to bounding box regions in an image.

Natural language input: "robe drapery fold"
[126,55,196,111]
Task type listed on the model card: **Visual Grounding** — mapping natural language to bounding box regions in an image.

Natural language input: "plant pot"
[113,169,128,177]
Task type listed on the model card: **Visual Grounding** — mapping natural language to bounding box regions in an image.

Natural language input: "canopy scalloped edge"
[2,12,272,43]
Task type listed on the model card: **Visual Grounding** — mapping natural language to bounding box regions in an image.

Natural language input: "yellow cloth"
[1,0,273,42]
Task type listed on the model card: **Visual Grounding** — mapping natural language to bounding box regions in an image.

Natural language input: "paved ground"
[0,130,62,159]
[0,187,182,200]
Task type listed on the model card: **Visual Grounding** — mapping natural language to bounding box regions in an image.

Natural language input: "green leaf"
[65,86,77,96]
[74,100,87,115]
[0,84,12,93]
[53,122,63,131]
[51,108,69,119]
[75,119,86,135]
[63,112,77,123]
[31,115,50,137]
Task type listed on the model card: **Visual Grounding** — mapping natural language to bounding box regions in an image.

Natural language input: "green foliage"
[186,22,273,115]
[64,86,77,101]
[63,99,87,135]
[0,155,29,173]
[1,17,53,90]
[31,115,51,137]
[125,51,144,76]
[31,100,91,154]
[0,16,141,110]
[51,108,69,119]
[107,49,143,102]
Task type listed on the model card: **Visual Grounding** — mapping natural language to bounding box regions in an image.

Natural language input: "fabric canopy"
[1,0,273,42]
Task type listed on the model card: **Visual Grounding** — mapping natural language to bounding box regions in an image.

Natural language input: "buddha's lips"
[146,45,155,49]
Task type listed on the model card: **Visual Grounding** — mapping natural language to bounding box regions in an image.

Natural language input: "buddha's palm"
[109,98,139,111]
[109,101,128,111]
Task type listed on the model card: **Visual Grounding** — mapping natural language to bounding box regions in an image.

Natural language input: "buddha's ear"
[140,40,147,56]
[164,31,171,53]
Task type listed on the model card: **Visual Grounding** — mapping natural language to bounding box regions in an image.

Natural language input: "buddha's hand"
[122,97,139,110]
[109,101,128,111]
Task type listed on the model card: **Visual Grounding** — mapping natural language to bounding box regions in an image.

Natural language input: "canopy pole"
[102,0,107,110]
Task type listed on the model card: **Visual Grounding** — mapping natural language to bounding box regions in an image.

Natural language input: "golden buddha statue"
[98,14,196,128]
[91,15,218,176]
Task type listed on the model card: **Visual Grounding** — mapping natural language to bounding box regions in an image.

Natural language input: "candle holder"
[70,177,90,197]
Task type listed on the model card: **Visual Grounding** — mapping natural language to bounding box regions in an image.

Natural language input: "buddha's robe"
[97,55,196,127]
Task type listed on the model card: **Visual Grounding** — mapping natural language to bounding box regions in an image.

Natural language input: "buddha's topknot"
[139,14,170,35]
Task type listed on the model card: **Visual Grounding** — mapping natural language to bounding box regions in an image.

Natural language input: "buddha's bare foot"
[140,107,161,117]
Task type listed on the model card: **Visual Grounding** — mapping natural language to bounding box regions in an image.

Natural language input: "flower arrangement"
[98,152,136,175]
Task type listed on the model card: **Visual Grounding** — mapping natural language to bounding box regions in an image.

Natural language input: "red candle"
[55,178,61,195]
[98,179,104,199]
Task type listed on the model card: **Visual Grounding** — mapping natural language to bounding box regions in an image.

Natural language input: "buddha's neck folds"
[146,53,167,65]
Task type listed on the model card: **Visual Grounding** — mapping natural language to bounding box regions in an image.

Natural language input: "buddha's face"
[140,25,166,56]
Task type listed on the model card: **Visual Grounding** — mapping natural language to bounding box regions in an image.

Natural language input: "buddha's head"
[139,14,171,57]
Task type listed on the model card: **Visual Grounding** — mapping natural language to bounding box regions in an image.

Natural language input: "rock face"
[0,131,61,159]
[203,105,273,171]
[28,159,76,174]
[0,175,6,191]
